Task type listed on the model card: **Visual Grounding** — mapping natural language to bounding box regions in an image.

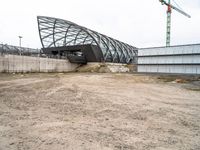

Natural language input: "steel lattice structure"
[37,16,137,64]
[0,44,40,56]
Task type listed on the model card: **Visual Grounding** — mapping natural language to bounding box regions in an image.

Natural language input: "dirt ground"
[0,73,200,150]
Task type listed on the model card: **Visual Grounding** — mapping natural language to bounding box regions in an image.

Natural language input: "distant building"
[37,16,137,64]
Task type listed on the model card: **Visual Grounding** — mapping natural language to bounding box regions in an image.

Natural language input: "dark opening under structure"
[37,16,137,64]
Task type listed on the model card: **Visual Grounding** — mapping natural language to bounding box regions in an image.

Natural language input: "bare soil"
[0,73,200,150]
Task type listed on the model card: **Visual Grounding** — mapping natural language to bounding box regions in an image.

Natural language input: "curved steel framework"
[37,16,137,63]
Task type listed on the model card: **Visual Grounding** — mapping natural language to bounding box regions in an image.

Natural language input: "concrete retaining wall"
[138,44,200,74]
[0,54,78,73]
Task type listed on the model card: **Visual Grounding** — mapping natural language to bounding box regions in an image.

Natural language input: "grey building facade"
[138,44,200,74]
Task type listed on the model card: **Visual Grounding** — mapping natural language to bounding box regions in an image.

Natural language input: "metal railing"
[0,44,66,59]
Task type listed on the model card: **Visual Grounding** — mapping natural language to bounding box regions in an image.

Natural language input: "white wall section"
[138,44,200,74]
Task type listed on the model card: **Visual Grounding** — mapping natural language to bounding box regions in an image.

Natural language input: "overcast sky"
[0,0,199,48]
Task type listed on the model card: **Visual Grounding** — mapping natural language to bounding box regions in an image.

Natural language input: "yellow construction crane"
[159,0,191,47]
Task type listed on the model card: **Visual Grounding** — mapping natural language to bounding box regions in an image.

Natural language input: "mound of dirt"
[76,63,136,73]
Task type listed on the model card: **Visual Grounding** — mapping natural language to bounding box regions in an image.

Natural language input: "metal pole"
[19,36,22,55]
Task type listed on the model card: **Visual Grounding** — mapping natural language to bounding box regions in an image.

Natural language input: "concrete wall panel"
[0,54,78,73]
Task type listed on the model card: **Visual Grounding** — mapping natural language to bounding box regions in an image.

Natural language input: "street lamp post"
[18,36,22,55]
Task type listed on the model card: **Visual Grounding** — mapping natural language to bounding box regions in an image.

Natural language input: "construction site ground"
[0,73,200,150]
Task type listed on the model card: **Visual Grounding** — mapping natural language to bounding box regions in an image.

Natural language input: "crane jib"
[159,0,191,18]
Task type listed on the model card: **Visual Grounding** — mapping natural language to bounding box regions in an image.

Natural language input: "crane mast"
[166,0,171,47]
[159,0,191,47]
